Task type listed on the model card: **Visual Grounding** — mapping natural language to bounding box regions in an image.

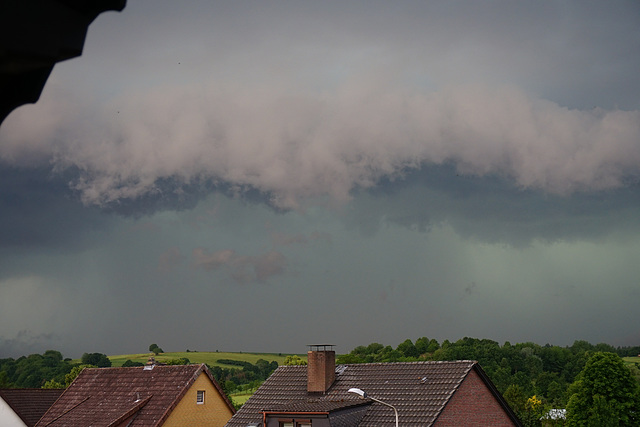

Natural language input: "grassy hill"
[106,351,302,367]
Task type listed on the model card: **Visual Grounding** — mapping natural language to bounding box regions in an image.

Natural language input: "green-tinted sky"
[1,0,639,357]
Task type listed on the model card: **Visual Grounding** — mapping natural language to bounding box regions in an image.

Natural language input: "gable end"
[433,366,522,426]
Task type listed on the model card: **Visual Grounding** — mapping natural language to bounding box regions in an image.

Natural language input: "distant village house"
[36,363,234,426]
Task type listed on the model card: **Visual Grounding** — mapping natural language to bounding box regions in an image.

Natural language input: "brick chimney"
[307,344,335,393]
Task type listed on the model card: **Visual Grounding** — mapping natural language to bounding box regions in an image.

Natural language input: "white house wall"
[0,396,27,427]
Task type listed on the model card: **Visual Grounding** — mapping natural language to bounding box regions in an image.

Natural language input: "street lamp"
[348,387,399,427]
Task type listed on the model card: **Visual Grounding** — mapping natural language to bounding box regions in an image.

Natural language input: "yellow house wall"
[162,372,234,427]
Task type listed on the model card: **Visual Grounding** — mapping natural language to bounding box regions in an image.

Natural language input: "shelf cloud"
[1,0,639,357]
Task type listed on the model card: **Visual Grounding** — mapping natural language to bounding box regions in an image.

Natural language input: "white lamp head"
[348,387,367,398]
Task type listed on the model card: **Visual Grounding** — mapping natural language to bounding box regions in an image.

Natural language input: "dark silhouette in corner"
[0,0,127,125]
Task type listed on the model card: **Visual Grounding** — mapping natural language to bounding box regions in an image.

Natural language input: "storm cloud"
[3,81,639,210]
[1,0,639,358]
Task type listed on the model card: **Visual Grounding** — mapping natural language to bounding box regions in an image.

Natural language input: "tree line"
[0,351,110,389]
[338,338,640,426]
[207,358,278,395]
[0,350,278,401]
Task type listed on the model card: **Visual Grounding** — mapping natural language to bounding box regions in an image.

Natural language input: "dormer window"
[197,390,205,404]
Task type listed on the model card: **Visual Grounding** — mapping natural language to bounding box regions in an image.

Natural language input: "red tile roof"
[0,388,64,427]
[226,360,520,427]
[36,364,234,427]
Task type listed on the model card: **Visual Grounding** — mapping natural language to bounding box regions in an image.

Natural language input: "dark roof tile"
[227,360,513,427]
[0,388,64,427]
[36,364,233,427]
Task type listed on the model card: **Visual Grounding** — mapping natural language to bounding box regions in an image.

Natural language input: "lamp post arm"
[369,396,399,427]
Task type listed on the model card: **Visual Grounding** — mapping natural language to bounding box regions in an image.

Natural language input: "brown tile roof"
[226,360,519,427]
[0,388,64,427]
[36,364,234,427]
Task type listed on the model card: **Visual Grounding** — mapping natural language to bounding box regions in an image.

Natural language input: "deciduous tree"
[64,365,95,387]
[122,359,144,367]
[397,339,420,358]
[283,355,307,365]
[80,353,111,367]
[566,352,640,426]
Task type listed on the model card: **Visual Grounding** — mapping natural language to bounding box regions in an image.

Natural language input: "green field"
[623,356,640,365]
[230,392,254,406]
[105,351,303,367]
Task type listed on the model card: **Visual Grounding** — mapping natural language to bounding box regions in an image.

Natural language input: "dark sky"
[1,0,639,358]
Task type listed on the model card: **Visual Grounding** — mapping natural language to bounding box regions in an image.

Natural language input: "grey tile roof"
[36,364,234,427]
[227,360,497,427]
[0,388,64,427]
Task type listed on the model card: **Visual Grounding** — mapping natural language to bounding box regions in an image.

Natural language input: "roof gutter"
[261,411,330,416]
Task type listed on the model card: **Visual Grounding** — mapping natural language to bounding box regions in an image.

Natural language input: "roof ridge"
[156,363,204,425]
[340,360,477,366]
[228,360,500,427]
[105,395,152,427]
[199,363,237,415]
[429,362,486,426]
[84,364,202,370]
[41,396,90,426]
[37,363,235,426]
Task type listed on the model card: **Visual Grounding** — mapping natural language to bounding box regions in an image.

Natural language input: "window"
[278,420,311,427]
[196,390,205,404]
